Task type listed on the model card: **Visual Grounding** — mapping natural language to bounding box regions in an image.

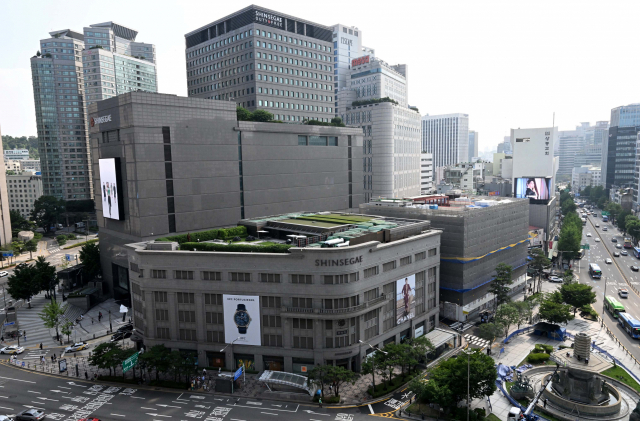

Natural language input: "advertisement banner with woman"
[514,177,551,203]
[396,274,416,325]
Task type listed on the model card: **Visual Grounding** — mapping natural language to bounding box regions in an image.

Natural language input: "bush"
[63,239,98,249]
[156,226,247,244]
[367,371,420,398]
[67,234,77,240]
[313,395,340,404]
[579,305,598,319]
[351,97,398,107]
[304,119,345,127]
[181,242,292,254]
[534,344,554,354]
[56,235,67,245]
[527,353,550,364]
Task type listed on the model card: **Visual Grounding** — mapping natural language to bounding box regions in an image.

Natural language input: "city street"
[0,360,412,421]
[578,210,640,361]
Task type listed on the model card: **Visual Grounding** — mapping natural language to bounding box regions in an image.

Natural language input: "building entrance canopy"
[258,370,315,396]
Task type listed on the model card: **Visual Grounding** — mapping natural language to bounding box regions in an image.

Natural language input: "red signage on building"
[351,55,370,67]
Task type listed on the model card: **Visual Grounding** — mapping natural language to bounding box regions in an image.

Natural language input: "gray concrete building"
[361,197,530,322]
[185,6,335,123]
[0,126,12,246]
[31,29,92,201]
[125,212,441,371]
[89,91,363,299]
[6,172,43,220]
[422,113,470,169]
[468,130,479,159]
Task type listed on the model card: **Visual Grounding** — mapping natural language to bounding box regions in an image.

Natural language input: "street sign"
[122,352,139,373]
[582,244,590,250]
[1,252,13,257]
[602,211,610,216]
[233,365,243,381]
[65,254,72,261]
[3,321,15,326]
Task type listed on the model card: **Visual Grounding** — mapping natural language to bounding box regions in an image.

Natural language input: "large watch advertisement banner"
[396,274,416,325]
[223,295,261,346]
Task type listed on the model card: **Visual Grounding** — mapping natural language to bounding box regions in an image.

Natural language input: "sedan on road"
[0,345,24,354]
[621,250,628,256]
[586,233,592,237]
[117,323,134,333]
[78,418,102,421]
[15,409,45,421]
[595,238,601,242]
[612,238,618,243]
[595,223,600,227]
[65,341,89,352]
[619,288,629,298]
[605,258,612,264]
[548,276,563,283]
[603,227,608,231]
[110,330,134,342]
[616,244,623,249]
[0,271,8,277]
[631,266,639,272]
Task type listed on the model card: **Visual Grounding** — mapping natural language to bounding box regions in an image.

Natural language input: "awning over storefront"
[424,328,457,349]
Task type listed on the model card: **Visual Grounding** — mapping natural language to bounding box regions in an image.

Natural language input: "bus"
[588,263,602,279]
[603,215,609,222]
[634,247,640,259]
[604,296,626,318]
[624,238,634,249]
[618,313,640,339]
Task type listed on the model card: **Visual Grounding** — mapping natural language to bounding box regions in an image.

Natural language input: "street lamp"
[220,337,242,370]
[462,348,475,421]
[359,340,388,392]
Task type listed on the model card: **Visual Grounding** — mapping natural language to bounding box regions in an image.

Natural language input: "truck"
[75,222,85,229]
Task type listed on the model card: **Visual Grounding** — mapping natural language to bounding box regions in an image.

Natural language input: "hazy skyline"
[1,0,638,153]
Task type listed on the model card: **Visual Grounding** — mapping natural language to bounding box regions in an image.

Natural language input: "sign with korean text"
[351,55,370,67]
[122,352,139,373]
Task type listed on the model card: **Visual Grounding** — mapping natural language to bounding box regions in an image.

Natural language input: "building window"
[292,318,313,329]
[202,271,222,281]
[206,331,223,343]
[154,291,167,303]
[156,327,170,339]
[155,309,168,321]
[298,135,307,145]
[363,266,379,278]
[364,288,379,302]
[204,293,223,305]
[229,272,251,282]
[415,251,426,261]
[324,273,358,284]
[400,256,412,266]
[260,273,281,283]
[428,248,437,257]
[177,292,195,304]
[179,329,197,341]
[328,136,338,146]
[383,261,396,272]
[262,315,282,327]
[263,334,283,347]
[205,312,223,324]
[291,274,312,284]
[178,310,196,323]
[151,270,166,279]
[292,336,313,349]
[364,309,378,340]
[262,296,281,308]
[175,270,194,280]
[292,297,312,308]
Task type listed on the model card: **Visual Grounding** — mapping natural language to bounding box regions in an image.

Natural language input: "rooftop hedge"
[180,242,292,254]
[156,226,247,244]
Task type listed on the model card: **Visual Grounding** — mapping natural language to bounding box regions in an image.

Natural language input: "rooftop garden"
[156,226,247,244]
[180,241,292,254]
[351,97,398,107]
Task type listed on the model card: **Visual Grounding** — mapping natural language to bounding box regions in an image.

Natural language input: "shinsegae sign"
[315,256,363,266]
[255,11,283,28]
[90,115,112,127]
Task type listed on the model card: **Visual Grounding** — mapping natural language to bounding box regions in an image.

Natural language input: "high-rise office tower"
[468,130,479,159]
[0,125,12,246]
[421,113,469,169]
[82,22,157,107]
[497,136,512,154]
[556,132,585,175]
[184,6,335,123]
[604,104,640,190]
[30,29,92,201]
[337,55,421,200]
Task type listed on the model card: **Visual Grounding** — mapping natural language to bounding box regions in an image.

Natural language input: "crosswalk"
[450,321,474,332]
[16,292,57,346]
[464,334,491,349]
[48,248,61,254]
[22,348,50,360]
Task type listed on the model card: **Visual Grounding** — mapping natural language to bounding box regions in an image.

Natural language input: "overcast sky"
[2,0,639,152]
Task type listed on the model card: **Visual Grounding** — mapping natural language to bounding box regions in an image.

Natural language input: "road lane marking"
[260,413,277,416]
[142,407,156,410]
[172,401,188,404]
[111,414,126,417]
[0,406,13,411]
[369,404,374,414]
[28,391,41,394]
[58,386,71,389]
[130,396,145,399]
[0,376,35,384]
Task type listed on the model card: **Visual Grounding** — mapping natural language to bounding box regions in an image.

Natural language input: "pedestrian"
[318,397,322,408]
[544,398,548,408]
[1,336,4,343]
[91,317,94,325]
[85,371,88,380]
[99,312,102,322]
[23,330,26,341]
[203,368,207,377]
[40,343,43,350]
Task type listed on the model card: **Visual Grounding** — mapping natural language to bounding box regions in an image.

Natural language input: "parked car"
[631,266,639,272]
[605,258,612,264]
[15,409,45,421]
[548,276,563,283]
[65,341,89,352]
[621,250,628,256]
[0,345,24,354]
[110,330,134,342]
[619,288,629,298]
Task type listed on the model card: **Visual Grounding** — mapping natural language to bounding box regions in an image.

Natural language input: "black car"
[632,266,639,272]
[612,238,618,243]
[110,330,134,342]
[117,323,134,333]
[16,409,45,421]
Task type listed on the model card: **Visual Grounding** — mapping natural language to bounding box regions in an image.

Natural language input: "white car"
[0,345,24,354]
[619,288,629,298]
[595,238,601,242]
[0,271,8,277]
[605,258,612,264]
[586,233,592,237]
[64,342,89,353]
[548,276,563,283]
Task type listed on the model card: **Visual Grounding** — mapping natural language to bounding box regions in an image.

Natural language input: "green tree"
[251,109,274,122]
[558,220,581,261]
[538,292,574,325]
[618,210,632,232]
[6,263,38,308]
[477,322,503,350]
[560,283,596,315]
[60,320,74,344]
[489,263,513,309]
[331,117,344,126]
[33,256,56,294]
[139,344,173,381]
[236,106,252,121]
[416,350,497,412]
[31,196,65,234]
[56,235,67,246]
[361,355,382,393]
[581,185,592,198]
[24,239,38,260]
[627,218,640,243]
[39,300,68,341]
[79,242,101,280]
[326,365,359,397]
[495,303,520,338]
[597,196,608,209]
[529,248,551,293]
[9,210,32,231]
[513,300,534,329]
[562,268,574,285]
[89,342,121,376]
[407,335,434,370]
[605,202,623,224]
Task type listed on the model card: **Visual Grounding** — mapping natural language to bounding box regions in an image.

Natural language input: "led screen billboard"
[98,158,124,220]
[514,177,551,204]
[396,274,416,325]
